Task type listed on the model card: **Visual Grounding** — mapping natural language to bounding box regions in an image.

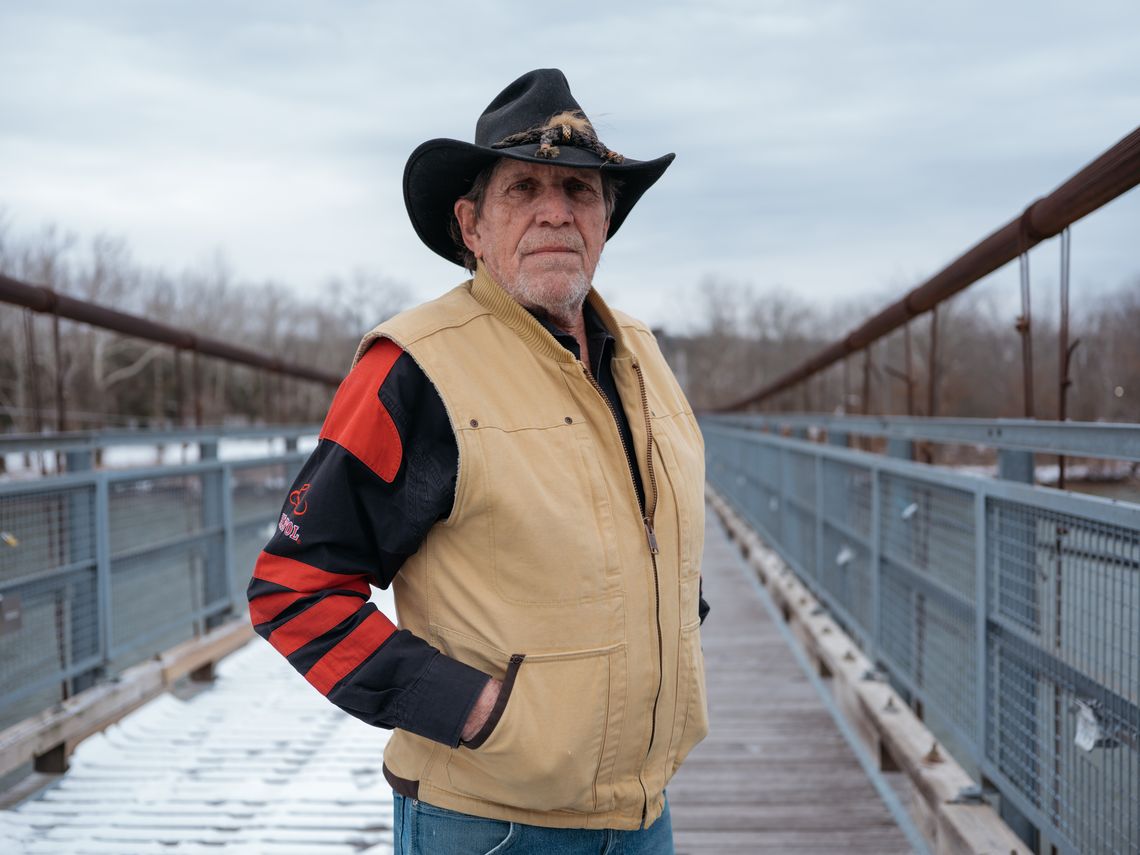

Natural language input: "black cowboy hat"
[403,68,675,266]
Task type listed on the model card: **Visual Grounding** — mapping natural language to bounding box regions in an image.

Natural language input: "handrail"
[713,413,1140,461]
[0,273,342,388]
[0,423,323,453]
[719,124,1140,411]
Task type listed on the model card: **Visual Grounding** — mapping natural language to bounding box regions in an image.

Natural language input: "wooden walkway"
[668,506,915,854]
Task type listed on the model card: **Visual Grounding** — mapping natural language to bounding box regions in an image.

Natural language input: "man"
[248,69,708,854]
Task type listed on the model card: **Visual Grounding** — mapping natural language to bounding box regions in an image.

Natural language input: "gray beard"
[507,270,591,328]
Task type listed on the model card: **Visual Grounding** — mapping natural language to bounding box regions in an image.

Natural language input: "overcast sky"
[2,1,1138,330]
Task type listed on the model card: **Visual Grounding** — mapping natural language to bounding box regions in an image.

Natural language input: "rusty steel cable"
[51,311,65,431]
[718,124,1140,411]
[1017,218,1035,419]
[0,273,343,389]
[927,305,939,418]
[22,309,43,433]
[1058,227,1078,489]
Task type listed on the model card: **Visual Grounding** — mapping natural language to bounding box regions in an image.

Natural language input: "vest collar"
[470,262,629,363]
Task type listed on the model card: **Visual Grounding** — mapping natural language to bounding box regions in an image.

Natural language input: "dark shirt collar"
[528,302,614,377]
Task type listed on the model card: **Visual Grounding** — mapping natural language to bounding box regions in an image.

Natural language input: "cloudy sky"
[2,1,1138,330]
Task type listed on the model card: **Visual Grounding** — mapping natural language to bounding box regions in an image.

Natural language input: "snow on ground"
[0,588,396,855]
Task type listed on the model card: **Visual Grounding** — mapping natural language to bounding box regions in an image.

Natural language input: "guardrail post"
[997,450,1034,484]
[93,475,112,684]
[814,455,825,589]
[222,465,236,616]
[992,449,1039,847]
[884,440,913,690]
[778,442,788,558]
[790,429,807,576]
[870,462,882,664]
[974,486,989,779]
[199,440,228,632]
[64,449,99,693]
[886,438,912,461]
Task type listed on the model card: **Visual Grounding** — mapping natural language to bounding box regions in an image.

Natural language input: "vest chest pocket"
[468,424,622,606]
[445,643,627,814]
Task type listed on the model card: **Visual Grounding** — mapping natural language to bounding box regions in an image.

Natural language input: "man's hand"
[461,677,502,743]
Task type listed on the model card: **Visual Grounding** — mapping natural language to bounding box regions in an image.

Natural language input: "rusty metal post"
[862,347,872,416]
[927,305,940,418]
[173,347,184,426]
[1016,218,1036,418]
[904,321,915,416]
[52,311,66,432]
[192,350,203,427]
[22,310,44,435]
[843,356,851,414]
[259,369,268,425]
[1057,228,1078,490]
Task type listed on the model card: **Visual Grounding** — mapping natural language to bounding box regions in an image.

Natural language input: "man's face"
[454,159,610,320]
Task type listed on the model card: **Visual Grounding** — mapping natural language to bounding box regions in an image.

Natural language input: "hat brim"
[403,139,675,266]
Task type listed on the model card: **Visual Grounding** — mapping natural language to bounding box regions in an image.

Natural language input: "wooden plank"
[0,620,252,779]
[666,505,915,853]
[705,491,1032,855]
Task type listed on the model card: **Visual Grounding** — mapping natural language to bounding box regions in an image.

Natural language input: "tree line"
[2,217,1137,433]
[668,275,1139,424]
[0,218,409,431]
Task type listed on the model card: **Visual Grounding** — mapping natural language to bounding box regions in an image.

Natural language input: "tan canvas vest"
[355,265,708,830]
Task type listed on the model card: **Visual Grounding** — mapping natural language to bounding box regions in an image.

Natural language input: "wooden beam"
[0,620,252,780]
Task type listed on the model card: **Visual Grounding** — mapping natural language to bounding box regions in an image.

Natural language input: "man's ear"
[454,198,481,258]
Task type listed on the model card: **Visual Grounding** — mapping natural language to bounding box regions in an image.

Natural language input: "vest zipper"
[632,360,664,827]
[580,358,663,825]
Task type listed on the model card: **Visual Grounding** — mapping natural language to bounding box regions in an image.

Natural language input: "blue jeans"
[392,793,675,855]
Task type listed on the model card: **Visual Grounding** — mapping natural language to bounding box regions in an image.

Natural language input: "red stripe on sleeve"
[249,589,307,627]
[319,338,404,482]
[267,595,365,658]
[305,611,396,695]
[252,552,370,597]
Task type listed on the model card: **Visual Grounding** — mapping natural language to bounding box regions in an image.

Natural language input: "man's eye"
[569,182,597,195]
[510,181,533,192]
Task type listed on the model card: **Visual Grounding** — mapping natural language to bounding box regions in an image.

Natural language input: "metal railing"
[717,124,1140,413]
[703,415,1139,855]
[0,426,316,731]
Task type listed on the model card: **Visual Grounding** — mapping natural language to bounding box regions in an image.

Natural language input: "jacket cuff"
[397,653,491,748]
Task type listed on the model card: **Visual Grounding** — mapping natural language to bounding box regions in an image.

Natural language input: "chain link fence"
[0,430,312,732]
[703,417,1139,855]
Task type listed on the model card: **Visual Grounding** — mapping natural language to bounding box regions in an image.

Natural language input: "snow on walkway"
[0,633,393,854]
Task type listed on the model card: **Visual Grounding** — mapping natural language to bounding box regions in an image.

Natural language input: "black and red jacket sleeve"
[246,338,490,747]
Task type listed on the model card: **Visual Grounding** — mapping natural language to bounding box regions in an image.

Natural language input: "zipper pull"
[643,517,659,554]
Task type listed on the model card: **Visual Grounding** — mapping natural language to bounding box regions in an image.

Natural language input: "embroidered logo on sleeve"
[288,483,311,516]
[278,513,301,542]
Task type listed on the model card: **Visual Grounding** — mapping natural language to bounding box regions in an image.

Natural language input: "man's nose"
[534,186,574,226]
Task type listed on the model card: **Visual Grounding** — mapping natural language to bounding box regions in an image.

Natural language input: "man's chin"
[507,271,592,321]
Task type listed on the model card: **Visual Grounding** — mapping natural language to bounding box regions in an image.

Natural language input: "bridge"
[0,128,1138,853]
